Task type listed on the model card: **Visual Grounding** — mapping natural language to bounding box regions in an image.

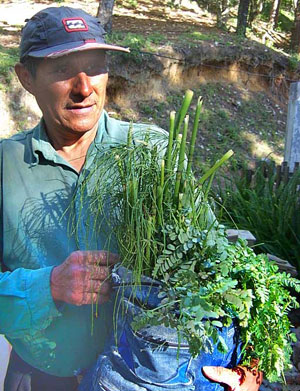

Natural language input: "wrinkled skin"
[15,50,108,172]
[51,250,119,306]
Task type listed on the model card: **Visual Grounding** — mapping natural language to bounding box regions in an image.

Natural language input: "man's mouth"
[66,103,95,114]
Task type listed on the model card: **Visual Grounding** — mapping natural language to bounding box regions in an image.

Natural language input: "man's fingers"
[202,366,240,390]
[89,265,110,281]
[88,280,111,295]
[84,251,120,265]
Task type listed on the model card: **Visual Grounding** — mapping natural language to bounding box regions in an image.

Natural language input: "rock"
[292,341,300,368]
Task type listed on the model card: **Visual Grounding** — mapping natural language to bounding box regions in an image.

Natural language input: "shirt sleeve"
[0,142,61,339]
[0,267,62,338]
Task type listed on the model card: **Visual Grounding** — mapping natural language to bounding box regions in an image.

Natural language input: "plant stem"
[145,215,153,266]
[157,185,163,226]
[160,158,165,188]
[157,159,165,226]
[127,122,133,147]
[174,90,194,140]
[174,116,189,208]
[198,150,234,186]
[165,111,175,174]
[186,97,203,177]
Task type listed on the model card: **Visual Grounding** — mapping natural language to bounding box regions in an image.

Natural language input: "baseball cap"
[20,6,129,62]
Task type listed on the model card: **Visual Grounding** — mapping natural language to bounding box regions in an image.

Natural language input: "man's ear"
[14,63,35,95]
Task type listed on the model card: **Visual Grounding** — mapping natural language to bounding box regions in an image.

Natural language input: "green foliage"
[202,107,243,147]
[117,0,138,8]
[107,31,165,51]
[0,44,18,84]
[288,52,300,71]
[276,9,294,33]
[132,231,300,381]
[75,92,299,382]
[179,31,218,42]
[107,32,146,51]
[214,162,300,274]
[107,31,166,63]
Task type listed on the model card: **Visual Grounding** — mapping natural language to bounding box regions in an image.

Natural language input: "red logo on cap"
[62,17,88,33]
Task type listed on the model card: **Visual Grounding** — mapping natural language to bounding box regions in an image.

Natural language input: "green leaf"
[290,333,297,343]
[224,293,243,309]
[203,310,219,319]
[178,232,189,243]
[163,249,172,255]
[176,251,183,259]
[220,264,229,276]
[219,251,228,262]
[167,244,176,251]
[196,307,205,321]
[217,335,228,353]
[212,320,223,328]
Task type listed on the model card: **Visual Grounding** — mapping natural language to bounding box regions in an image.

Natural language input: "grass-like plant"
[214,162,300,276]
[75,90,300,382]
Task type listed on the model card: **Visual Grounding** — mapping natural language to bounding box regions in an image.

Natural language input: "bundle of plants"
[77,91,300,389]
[213,162,300,276]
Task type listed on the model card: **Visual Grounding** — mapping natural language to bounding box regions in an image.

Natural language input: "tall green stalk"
[174,90,194,140]
[157,159,165,226]
[198,150,234,186]
[174,116,189,208]
[186,97,203,177]
[165,111,175,172]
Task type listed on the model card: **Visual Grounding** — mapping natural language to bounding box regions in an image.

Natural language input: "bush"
[213,161,300,276]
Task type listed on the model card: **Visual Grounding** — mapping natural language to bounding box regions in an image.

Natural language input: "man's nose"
[72,72,93,97]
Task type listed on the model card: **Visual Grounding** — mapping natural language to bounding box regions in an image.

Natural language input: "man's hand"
[51,250,119,306]
[202,364,263,391]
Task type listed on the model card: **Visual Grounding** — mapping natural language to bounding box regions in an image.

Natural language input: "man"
[0,6,262,391]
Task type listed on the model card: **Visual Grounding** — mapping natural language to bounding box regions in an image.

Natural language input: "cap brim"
[27,41,130,59]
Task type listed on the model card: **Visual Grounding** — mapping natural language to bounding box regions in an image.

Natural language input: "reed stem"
[174,116,189,208]
[174,90,194,140]
[197,150,234,186]
[186,97,203,177]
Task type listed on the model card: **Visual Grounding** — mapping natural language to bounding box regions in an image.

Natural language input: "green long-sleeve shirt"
[0,111,156,377]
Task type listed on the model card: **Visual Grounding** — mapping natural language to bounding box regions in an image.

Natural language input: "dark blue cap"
[20,6,129,62]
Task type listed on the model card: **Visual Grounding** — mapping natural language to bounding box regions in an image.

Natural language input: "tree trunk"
[248,0,263,26]
[236,0,251,36]
[269,0,282,29]
[291,0,300,53]
[274,0,282,27]
[97,0,115,34]
[216,0,229,29]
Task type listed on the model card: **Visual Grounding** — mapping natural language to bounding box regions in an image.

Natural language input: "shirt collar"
[31,119,56,164]
[31,112,107,166]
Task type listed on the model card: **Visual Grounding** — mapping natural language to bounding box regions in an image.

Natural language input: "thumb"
[202,366,240,391]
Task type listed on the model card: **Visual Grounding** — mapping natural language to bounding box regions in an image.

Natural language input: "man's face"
[29,50,108,137]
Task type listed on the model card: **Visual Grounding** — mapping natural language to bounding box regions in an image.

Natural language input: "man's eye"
[56,66,68,74]
[86,64,107,75]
